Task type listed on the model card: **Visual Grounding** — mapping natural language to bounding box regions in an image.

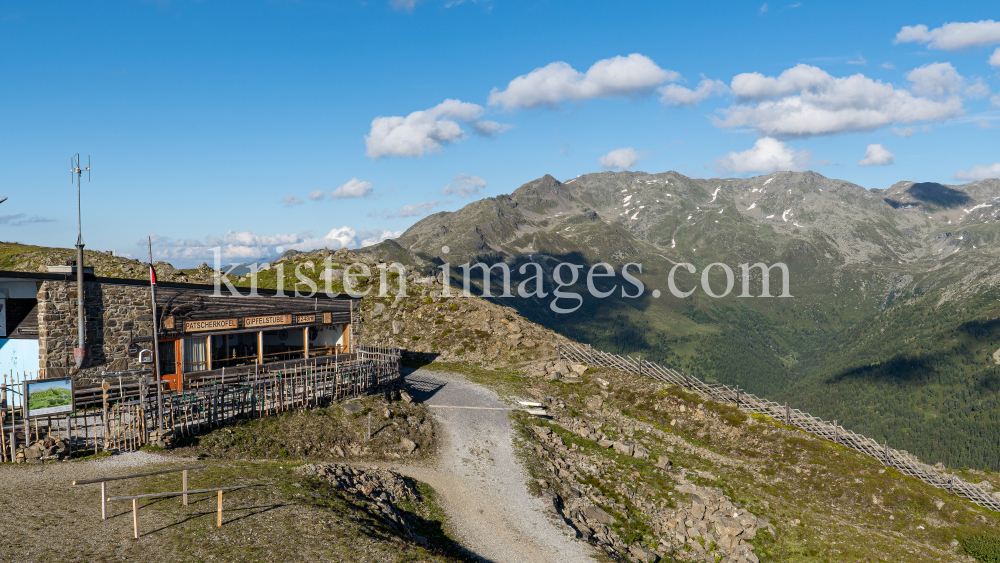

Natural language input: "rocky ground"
[479,360,996,563]
[166,389,436,463]
[0,452,464,563]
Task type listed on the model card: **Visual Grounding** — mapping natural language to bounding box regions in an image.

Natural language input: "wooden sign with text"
[185,318,239,332]
[244,314,292,328]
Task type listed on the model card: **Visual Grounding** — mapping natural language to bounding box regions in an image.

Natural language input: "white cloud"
[990,48,1000,67]
[895,20,1000,51]
[441,173,487,197]
[713,137,812,174]
[470,120,513,137]
[955,163,1000,181]
[308,189,326,201]
[283,195,304,206]
[965,80,992,100]
[858,144,895,166]
[716,64,963,138]
[599,147,645,170]
[487,54,680,110]
[389,0,418,11]
[331,178,374,199]
[847,53,867,66]
[759,3,768,14]
[395,201,440,218]
[993,94,1000,107]
[147,227,401,266]
[365,99,508,159]
[658,79,728,107]
[730,64,833,102]
[906,62,963,99]
[881,62,896,70]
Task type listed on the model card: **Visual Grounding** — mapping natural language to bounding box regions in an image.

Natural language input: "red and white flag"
[150,264,158,285]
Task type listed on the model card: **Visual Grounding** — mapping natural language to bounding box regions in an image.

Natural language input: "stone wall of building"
[37,280,154,381]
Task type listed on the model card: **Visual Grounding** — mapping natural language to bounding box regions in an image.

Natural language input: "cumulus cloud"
[394,201,440,218]
[146,228,402,266]
[282,195,304,206]
[715,64,963,138]
[658,79,728,107]
[598,147,645,170]
[470,120,513,137]
[331,178,374,199]
[308,189,326,201]
[713,137,812,174]
[895,20,1000,51]
[365,99,508,159]
[858,144,895,166]
[906,62,964,99]
[955,163,1000,181]
[965,80,992,100]
[441,173,487,197]
[991,48,1000,67]
[487,54,680,110]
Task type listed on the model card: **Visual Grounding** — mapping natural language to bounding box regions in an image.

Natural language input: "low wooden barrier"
[108,485,248,538]
[72,464,207,520]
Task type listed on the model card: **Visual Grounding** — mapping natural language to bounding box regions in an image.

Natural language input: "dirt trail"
[385,368,598,563]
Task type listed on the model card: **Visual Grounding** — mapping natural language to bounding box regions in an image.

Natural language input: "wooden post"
[101,481,107,520]
[637,355,641,377]
[182,469,188,505]
[132,498,139,539]
[833,420,839,444]
[217,489,223,527]
[367,412,371,442]
[784,403,790,425]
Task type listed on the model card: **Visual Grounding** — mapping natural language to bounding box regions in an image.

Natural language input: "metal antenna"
[71,154,91,369]
[71,154,90,246]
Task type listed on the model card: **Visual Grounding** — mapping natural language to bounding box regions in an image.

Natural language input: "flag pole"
[148,236,163,430]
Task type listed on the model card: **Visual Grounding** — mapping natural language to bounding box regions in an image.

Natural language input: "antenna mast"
[71,154,90,369]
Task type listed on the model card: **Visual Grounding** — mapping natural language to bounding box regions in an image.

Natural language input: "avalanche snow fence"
[558,340,1000,513]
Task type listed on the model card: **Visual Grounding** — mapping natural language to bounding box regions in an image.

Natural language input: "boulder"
[597,439,614,449]
[633,444,650,460]
[582,505,617,525]
[655,456,672,469]
[392,320,403,335]
[319,268,343,282]
[613,441,635,456]
[629,544,660,562]
[399,438,417,454]
[585,396,604,410]
[570,364,587,376]
[373,303,387,316]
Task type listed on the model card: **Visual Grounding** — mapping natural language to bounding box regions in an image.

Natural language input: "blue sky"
[1,1,998,267]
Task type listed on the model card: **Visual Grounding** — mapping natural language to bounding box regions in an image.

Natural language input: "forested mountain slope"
[360,170,1000,470]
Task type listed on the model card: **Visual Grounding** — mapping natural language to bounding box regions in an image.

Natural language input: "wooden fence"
[558,340,1000,513]
[1,346,401,461]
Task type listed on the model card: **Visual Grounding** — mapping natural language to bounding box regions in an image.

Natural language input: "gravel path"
[385,368,598,563]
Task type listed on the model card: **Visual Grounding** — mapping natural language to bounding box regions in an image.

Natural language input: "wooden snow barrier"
[107,485,249,539]
[557,339,1000,513]
[72,464,207,520]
